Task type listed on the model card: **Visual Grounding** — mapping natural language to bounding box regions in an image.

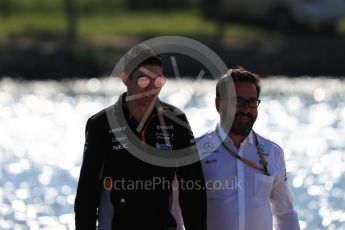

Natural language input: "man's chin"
[231,123,253,136]
[135,96,156,107]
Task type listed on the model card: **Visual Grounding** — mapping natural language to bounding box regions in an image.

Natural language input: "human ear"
[120,72,128,86]
[215,97,220,113]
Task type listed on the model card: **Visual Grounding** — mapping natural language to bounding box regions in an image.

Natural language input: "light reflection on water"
[0,77,345,229]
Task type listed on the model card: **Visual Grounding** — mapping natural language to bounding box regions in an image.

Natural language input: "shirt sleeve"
[270,146,300,230]
[74,118,104,230]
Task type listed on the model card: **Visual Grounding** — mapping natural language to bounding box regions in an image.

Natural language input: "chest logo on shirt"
[204,142,214,152]
[156,125,174,130]
[109,126,126,133]
[205,159,218,164]
[156,132,173,140]
[156,143,173,151]
[111,133,129,151]
[112,134,127,142]
[113,143,129,150]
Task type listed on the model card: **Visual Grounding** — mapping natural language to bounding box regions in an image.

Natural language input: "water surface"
[0,77,344,229]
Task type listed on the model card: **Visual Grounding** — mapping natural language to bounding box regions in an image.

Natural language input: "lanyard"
[215,130,270,176]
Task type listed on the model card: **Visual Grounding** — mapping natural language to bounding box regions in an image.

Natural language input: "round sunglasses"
[137,75,167,88]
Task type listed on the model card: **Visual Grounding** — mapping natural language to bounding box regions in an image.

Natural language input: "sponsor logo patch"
[109,126,126,133]
[156,143,173,151]
[156,125,174,130]
[113,143,129,150]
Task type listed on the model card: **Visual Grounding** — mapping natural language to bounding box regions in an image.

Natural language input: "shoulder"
[255,132,284,154]
[254,132,288,177]
[196,129,217,143]
[88,93,125,124]
[158,100,191,129]
[88,108,108,125]
[86,105,114,132]
[159,100,186,117]
[254,132,286,172]
[89,108,107,121]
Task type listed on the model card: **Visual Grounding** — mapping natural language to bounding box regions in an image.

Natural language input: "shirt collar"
[216,123,254,146]
[117,92,169,132]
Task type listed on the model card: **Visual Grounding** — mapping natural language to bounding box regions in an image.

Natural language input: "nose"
[147,78,156,89]
[237,104,252,113]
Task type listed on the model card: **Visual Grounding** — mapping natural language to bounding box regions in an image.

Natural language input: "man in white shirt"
[172,67,300,230]
[197,67,300,230]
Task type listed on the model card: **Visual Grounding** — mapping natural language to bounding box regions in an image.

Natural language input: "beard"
[230,112,256,136]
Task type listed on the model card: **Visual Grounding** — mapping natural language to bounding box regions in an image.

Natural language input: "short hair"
[124,44,163,78]
[216,67,261,99]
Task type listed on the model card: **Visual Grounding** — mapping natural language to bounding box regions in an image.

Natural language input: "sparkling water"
[0,77,344,229]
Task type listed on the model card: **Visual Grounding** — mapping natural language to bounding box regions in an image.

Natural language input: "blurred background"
[1,0,345,229]
[1,0,345,78]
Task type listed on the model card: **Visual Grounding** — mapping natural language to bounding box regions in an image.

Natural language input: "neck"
[228,132,246,148]
[220,123,247,148]
[126,100,149,122]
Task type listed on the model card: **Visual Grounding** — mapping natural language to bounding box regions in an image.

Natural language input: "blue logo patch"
[156,143,173,151]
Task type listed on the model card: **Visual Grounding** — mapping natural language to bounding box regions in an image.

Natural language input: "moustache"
[235,112,254,121]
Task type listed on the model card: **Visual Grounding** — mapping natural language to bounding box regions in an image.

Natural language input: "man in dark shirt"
[75,44,207,230]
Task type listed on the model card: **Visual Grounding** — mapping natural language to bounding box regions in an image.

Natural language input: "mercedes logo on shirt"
[204,142,214,152]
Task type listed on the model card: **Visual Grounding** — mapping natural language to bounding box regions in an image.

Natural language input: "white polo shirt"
[171,124,300,230]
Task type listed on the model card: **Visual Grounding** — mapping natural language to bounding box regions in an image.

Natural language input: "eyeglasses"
[234,98,261,108]
[136,75,166,88]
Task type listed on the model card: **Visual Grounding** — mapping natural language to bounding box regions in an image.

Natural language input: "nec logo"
[113,143,129,150]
